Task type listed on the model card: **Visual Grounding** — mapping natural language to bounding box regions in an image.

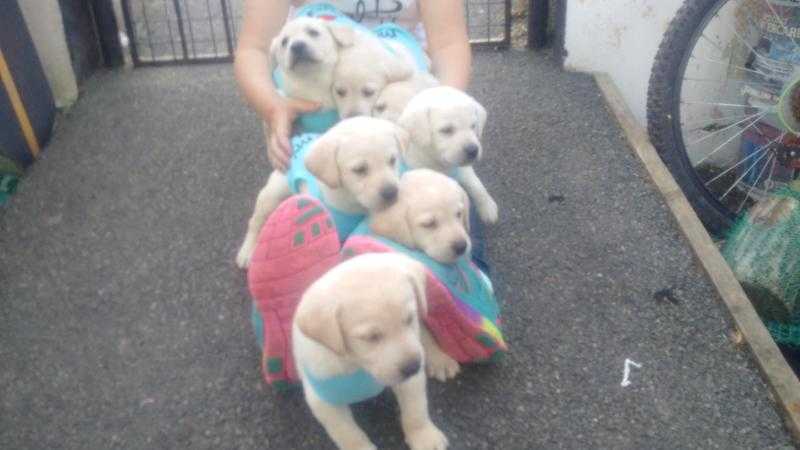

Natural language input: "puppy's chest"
[285,77,336,108]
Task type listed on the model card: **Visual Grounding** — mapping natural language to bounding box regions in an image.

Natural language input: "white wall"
[18,0,79,108]
[564,0,683,126]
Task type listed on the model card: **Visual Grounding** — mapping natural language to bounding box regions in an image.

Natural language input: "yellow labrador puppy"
[368,169,470,381]
[236,117,406,268]
[293,252,449,450]
[371,169,471,265]
[331,35,416,119]
[397,86,498,225]
[372,72,440,123]
[270,17,356,108]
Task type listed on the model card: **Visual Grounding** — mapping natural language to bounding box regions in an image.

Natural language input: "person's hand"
[265,98,320,171]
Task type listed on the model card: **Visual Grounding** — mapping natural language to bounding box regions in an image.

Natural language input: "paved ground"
[0,50,794,449]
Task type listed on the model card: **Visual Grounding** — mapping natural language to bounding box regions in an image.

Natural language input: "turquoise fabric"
[304,366,385,406]
[349,222,499,324]
[373,22,430,72]
[252,302,264,349]
[286,134,365,240]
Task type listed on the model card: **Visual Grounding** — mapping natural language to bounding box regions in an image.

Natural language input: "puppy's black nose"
[380,184,398,203]
[290,41,308,56]
[451,240,467,256]
[400,358,421,379]
[463,144,479,161]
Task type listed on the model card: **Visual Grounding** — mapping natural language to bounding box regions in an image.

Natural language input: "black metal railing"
[121,0,510,66]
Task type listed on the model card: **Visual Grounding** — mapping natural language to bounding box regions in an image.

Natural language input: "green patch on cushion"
[266,357,283,374]
[476,333,496,349]
[297,198,311,209]
[311,222,321,237]
[488,351,505,363]
[293,231,305,246]
[295,206,325,225]
[272,380,293,392]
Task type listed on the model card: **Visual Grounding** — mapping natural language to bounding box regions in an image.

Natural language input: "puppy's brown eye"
[404,314,414,326]
[364,331,383,343]
[456,210,463,219]
[439,125,455,136]
[335,87,347,97]
[421,219,437,229]
[471,122,478,130]
[374,103,386,113]
[388,155,396,166]
[362,87,375,97]
[281,37,289,48]
[352,165,368,176]
[306,28,320,38]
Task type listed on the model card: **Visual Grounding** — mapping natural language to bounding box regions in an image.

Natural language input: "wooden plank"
[594,73,800,442]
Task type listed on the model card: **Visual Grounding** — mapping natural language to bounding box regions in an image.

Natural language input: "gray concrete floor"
[0,50,794,449]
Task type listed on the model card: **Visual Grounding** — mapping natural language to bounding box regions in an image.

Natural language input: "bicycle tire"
[647,0,736,236]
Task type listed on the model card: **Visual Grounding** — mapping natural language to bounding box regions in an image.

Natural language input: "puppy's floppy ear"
[392,125,410,156]
[369,195,415,248]
[472,100,488,139]
[402,258,428,318]
[382,58,414,84]
[398,105,432,150]
[326,22,355,48]
[305,134,341,188]
[296,291,347,355]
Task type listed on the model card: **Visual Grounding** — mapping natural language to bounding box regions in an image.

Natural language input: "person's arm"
[234,0,317,171]
[420,0,471,90]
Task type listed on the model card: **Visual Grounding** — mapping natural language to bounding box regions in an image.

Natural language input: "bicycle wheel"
[648,0,800,235]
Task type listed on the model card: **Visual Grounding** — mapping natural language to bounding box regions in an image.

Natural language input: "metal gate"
[120,0,511,66]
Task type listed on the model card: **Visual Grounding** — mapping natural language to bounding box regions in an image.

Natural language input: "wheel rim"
[777,75,800,132]
[673,0,800,222]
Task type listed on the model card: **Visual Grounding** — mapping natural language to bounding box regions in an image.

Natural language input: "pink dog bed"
[248,196,507,390]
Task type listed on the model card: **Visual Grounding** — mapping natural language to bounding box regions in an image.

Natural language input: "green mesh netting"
[0,155,22,205]
[767,321,800,346]
[723,186,800,346]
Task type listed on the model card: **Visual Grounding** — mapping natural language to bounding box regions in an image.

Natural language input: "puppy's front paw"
[477,197,498,224]
[406,423,448,450]
[426,350,460,382]
[235,237,256,269]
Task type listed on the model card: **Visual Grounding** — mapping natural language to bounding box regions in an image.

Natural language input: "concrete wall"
[18,0,79,108]
[563,0,683,126]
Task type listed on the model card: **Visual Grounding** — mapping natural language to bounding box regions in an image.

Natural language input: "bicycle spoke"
[688,111,766,145]
[724,16,785,66]
[683,77,779,87]
[682,100,769,109]
[683,112,756,129]
[703,131,784,186]
[695,112,768,165]
[700,33,728,55]
[720,149,771,199]
[691,54,772,78]
[736,153,774,213]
